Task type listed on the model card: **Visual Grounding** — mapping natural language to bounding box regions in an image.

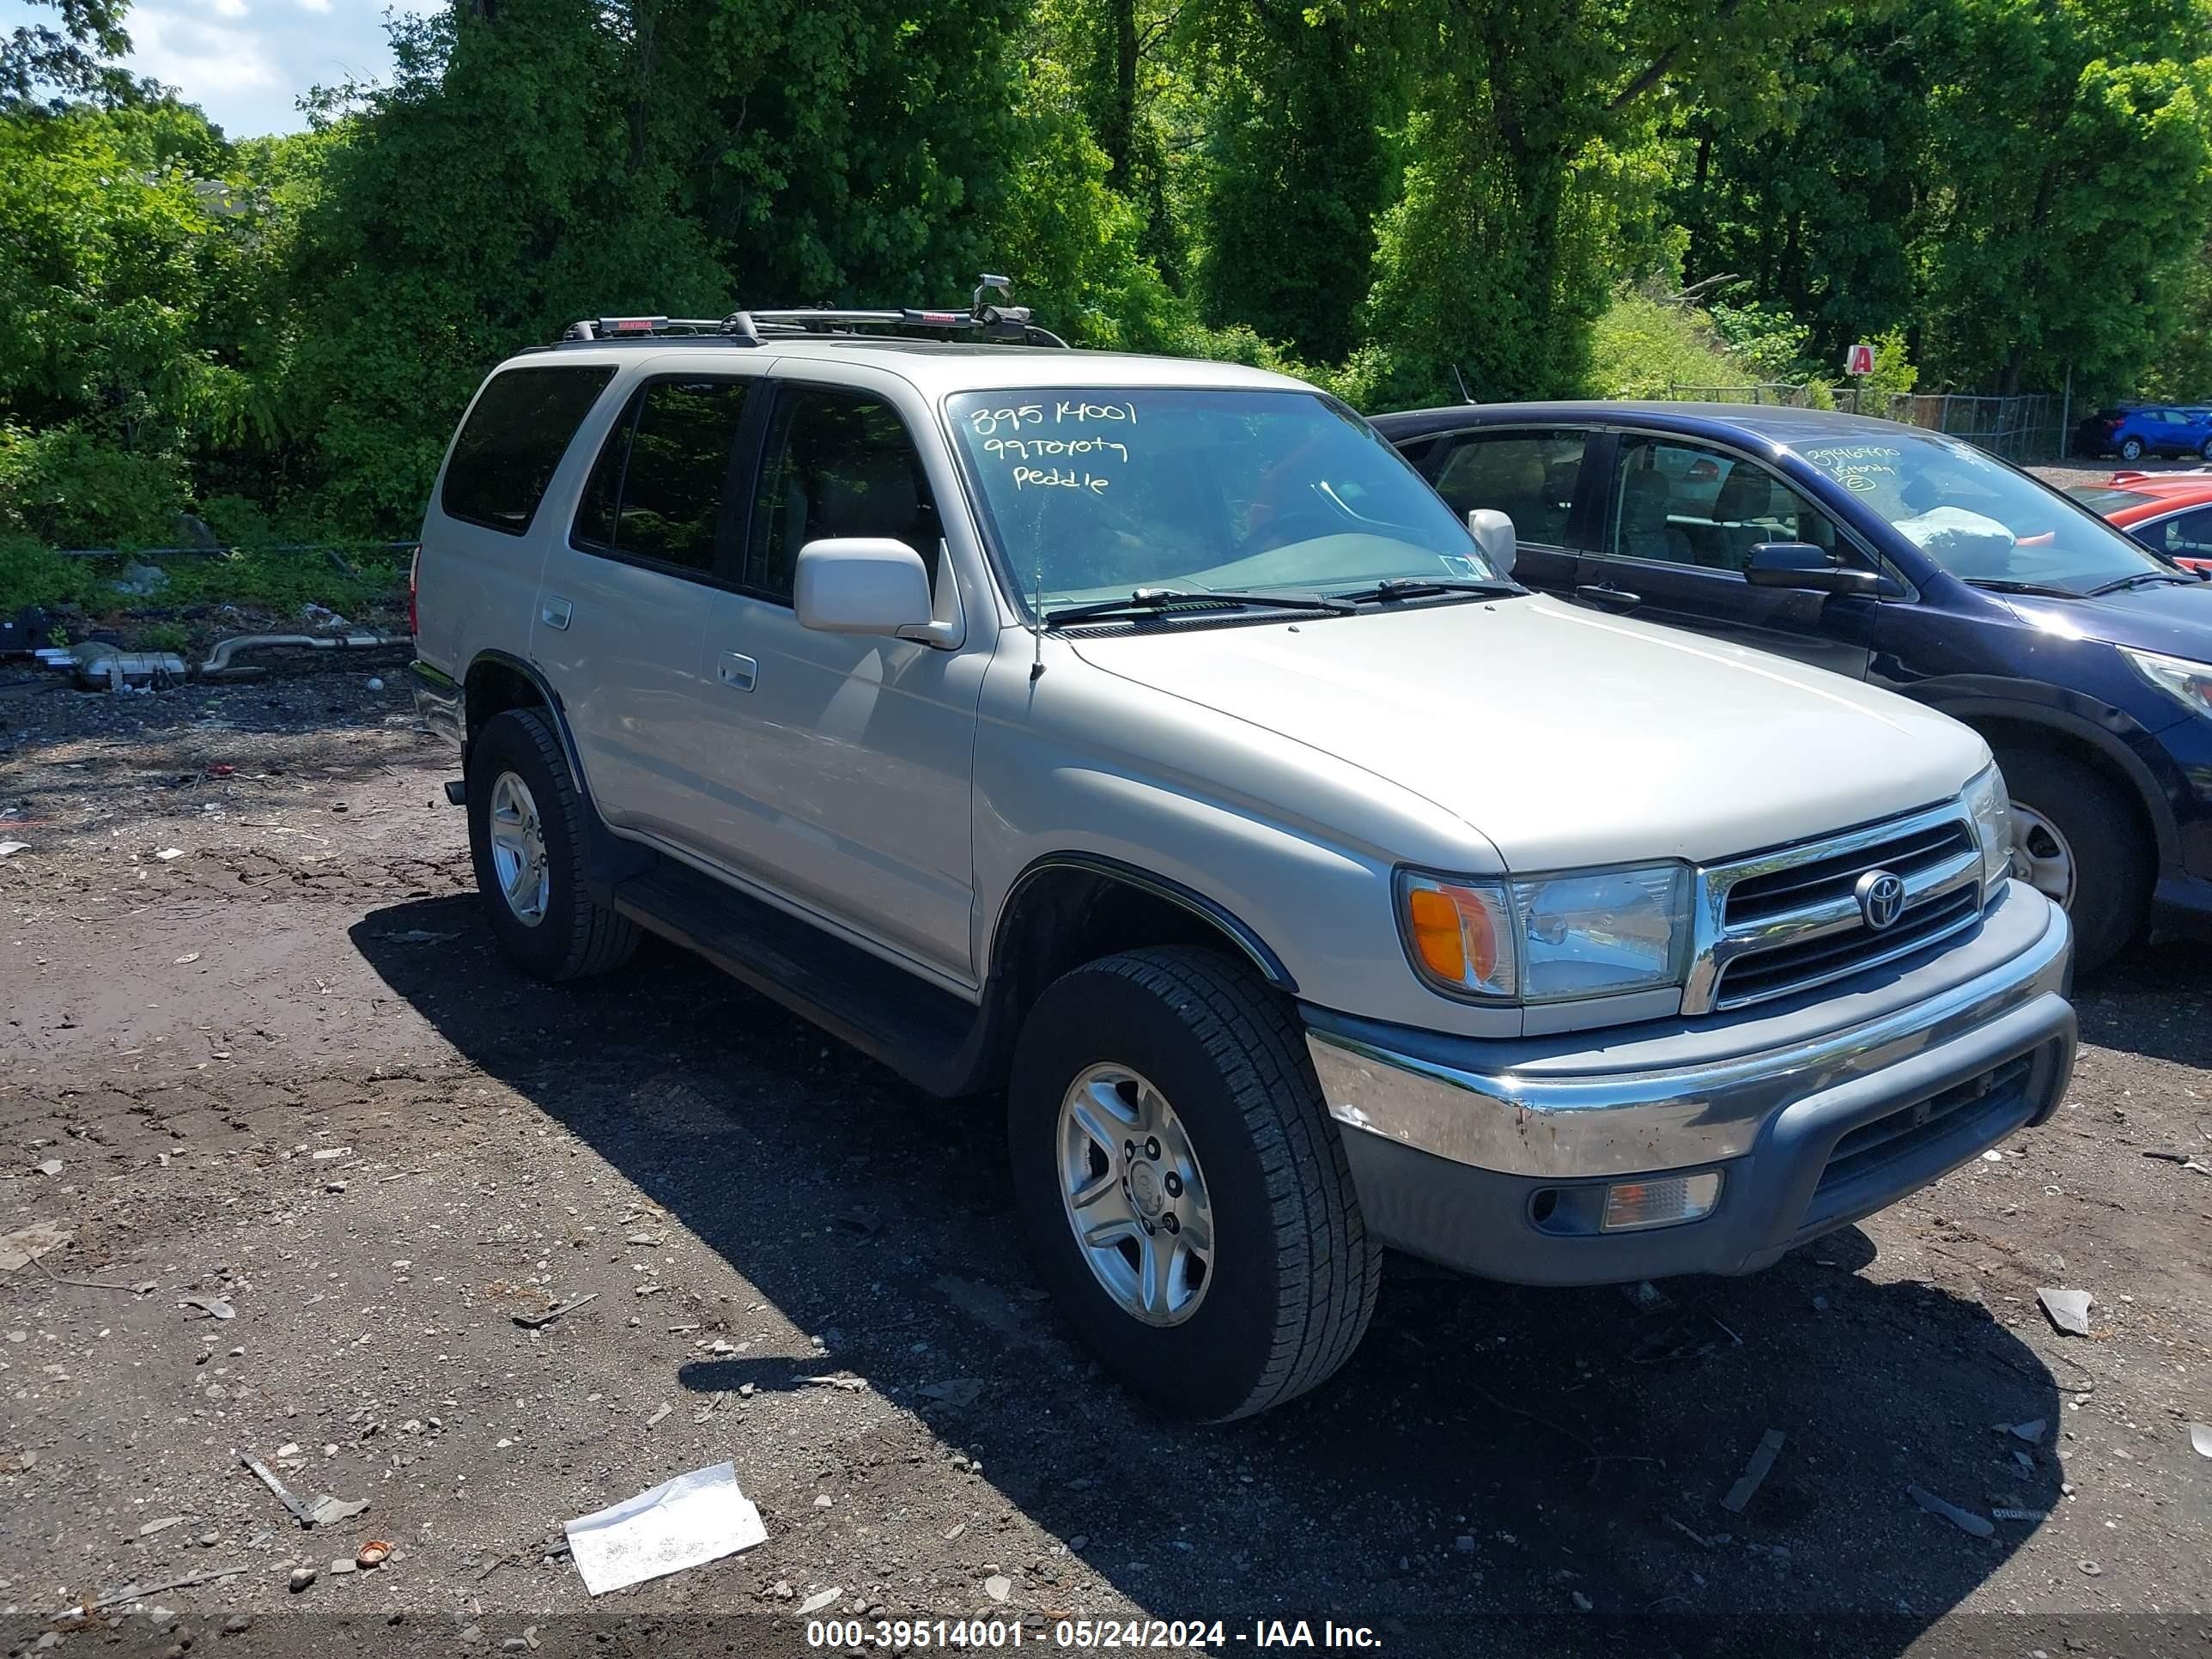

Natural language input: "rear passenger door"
[690,371,988,985]
[1578,433,1877,678]
[532,371,762,850]
[1399,426,1591,593]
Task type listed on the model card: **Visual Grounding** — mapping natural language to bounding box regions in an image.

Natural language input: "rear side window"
[441,366,616,535]
[1415,429,1585,546]
[574,377,755,574]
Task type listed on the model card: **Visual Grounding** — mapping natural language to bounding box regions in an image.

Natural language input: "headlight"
[1962,763,2013,894]
[2121,645,2212,721]
[1399,862,1692,1004]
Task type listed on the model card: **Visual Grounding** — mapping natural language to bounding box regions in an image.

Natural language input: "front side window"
[1607,438,1848,573]
[574,377,753,574]
[945,388,1494,611]
[441,366,616,535]
[2148,506,2212,559]
[1416,430,1585,547]
[747,388,939,601]
[1793,429,2183,593]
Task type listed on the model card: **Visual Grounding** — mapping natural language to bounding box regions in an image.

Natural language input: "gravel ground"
[0,671,2207,1658]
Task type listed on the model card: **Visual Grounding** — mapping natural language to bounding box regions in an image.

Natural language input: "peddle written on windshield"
[967,399,1137,495]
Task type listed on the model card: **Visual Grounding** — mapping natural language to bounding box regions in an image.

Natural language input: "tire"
[2198,438,2212,462]
[1007,945,1380,1422]
[2119,437,2145,462]
[465,707,640,981]
[1993,745,2149,974]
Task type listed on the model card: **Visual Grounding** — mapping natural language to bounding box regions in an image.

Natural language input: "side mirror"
[1467,507,1516,578]
[1745,541,1885,597]
[793,538,954,642]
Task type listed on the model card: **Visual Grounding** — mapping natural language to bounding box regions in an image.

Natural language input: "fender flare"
[988,850,1297,992]
[464,649,650,891]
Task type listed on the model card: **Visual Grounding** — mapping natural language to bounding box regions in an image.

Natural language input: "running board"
[611,859,994,1097]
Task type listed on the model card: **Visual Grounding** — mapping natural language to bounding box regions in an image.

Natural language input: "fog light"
[1601,1171,1723,1232]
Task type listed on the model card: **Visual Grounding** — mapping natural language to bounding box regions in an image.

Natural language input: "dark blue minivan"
[1373,401,2212,970]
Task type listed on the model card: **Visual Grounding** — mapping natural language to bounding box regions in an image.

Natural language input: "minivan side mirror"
[1745,541,1886,598]
[1467,507,1516,577]
[793,538,957,643]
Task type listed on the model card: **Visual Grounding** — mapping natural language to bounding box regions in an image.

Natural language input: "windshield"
[2065,485,2156,515]
[945,388,1498,611]
[1792,430,2176,593]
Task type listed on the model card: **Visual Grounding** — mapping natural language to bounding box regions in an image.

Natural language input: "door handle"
[541,596,573,630]
[1574,583,1642,614]
[717,652,757,692]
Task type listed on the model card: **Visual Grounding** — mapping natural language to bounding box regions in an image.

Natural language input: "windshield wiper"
[2087,570,2200,596]
[1962,577,2081,599]
[1335,577,1525,605]
[1042,588,1354,629]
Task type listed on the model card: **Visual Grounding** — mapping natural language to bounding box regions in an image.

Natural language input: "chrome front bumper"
[1302,884,2075,1284]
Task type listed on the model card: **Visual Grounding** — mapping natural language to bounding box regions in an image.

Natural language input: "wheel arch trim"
[988,851,1298,993]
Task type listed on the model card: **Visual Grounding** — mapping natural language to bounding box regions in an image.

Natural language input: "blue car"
[1373,401,2212,969]
[2075,404,2212,463]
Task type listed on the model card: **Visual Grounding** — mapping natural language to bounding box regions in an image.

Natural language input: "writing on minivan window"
[966,400,1138,495]
[1802,444,1901,493]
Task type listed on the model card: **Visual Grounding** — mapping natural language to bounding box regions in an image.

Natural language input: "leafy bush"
[1584,290,1759,399]
[0,423,191,547]
[0,534,103,611]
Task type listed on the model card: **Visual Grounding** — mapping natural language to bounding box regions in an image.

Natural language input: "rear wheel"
[1994,745,2148,973]
[1008,945,1380,1421]
[466,707,640,981]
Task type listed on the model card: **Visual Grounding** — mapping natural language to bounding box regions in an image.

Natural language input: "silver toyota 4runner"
[410,292,2076,1422]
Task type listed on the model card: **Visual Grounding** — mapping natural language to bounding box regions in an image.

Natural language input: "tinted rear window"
[2065,486,2155,514]
[441,366,617,535]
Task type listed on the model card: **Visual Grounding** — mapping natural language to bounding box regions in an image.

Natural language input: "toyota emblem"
[1855,869,1907,930]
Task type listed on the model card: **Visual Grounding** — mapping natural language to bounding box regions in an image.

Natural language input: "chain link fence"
[1662,385,2065,463]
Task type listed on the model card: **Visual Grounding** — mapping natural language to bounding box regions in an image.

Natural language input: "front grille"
[1686,802,1988,1014]
[1714,884,1980,1006]
[1811,1053,2035,1216]
[1723,819,1976,927]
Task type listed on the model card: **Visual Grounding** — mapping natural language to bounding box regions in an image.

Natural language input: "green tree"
[1365,0,1825,406]
[1191,1,1401,363]
[3,0,131,108]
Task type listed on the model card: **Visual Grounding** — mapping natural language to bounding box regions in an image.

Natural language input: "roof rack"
[558,275,1069,349]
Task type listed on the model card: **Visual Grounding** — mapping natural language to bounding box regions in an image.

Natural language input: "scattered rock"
[796,1589,842,1615]
[289,1566,316,1592]
[2188,1423,2211,1459]
[984,1574,1012,1603]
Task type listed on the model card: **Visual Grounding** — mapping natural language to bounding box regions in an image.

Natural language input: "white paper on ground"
[565,1462,766,1595]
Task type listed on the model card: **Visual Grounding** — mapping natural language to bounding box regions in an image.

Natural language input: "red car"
[2069,469,2212,573]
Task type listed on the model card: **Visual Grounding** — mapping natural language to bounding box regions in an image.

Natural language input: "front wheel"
[1008,946,1380,1421]
[1995,746,2148,973]
[2119,437,2146,462]
[2198,438,2212,462]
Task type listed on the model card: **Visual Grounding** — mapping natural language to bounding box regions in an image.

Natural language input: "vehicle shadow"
[352,896,2062,1644]
[2070,939,2212,1069]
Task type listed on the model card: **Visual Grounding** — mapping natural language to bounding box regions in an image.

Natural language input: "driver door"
[1578,434,1876,678]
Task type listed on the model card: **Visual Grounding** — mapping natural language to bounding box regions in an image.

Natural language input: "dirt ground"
[0,666,2208,1658]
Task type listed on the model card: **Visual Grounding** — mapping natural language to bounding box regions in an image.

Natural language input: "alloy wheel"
[1056,1063,1214,1327]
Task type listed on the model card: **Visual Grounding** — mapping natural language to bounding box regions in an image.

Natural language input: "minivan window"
[574,377,753,574]
[441,366,616,535]
[1793,430,2176,592]
[747,388,939,600]
[1416,430,1584,546]
[946,388,1494,610]
[1610,437,1848,573]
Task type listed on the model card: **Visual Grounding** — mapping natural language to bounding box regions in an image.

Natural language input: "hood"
[1070,597,1988,870]
[1996,578,2212,662]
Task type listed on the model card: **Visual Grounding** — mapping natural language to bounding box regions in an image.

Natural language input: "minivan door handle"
[541,596,574,630]
[1574,583,1642,614]
[717,652,757,692]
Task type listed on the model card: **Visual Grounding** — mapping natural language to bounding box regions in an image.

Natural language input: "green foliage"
[0,533,102,611]
[6,0,2212,558]
[0,422,189,545]
[1585,289,1757,398]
